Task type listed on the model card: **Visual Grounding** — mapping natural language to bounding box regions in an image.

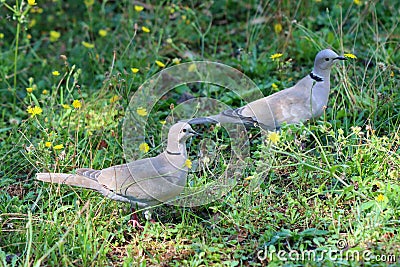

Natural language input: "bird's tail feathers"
[36,173,103,191]
[185,117,219,125]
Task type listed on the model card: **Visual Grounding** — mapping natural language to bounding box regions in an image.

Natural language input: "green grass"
[1,0,400,266]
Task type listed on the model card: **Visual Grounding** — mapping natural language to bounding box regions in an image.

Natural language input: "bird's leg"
[128,206,143,229]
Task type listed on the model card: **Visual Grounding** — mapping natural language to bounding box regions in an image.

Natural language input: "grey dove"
[187,49,346,130]
[37,122,197,225]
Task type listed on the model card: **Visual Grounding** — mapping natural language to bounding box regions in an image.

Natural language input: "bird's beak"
[189,129,201,136]
[335,56,347,61]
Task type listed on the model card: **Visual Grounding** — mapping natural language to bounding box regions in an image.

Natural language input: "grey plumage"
[36,122,197,208]
[187,49,346,130]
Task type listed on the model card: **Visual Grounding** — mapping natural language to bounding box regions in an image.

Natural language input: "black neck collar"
[166,150,181,155]
[310,72,324,82]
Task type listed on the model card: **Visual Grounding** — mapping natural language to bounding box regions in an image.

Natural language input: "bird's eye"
[325,58,330,61]
[182,129,187,133]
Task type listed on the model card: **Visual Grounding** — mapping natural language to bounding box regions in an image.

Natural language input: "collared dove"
[186,49,346,130]
[36,122,198,227]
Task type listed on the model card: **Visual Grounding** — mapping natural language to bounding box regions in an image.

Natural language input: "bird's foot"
[128,212,144,229]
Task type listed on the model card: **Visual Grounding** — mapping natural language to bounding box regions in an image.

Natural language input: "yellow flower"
[344,53,357,59]
[390,71,394,77]
[142,26,150,33]
[42,89,48,95]
[110,95,119,103]
[62,104,71,109]
[155,60,166,68]
[274,23,282,34]
[244,176,254,180]
[26,87,34,93]
[172,58,181,65]
[375,194,385,202]
[82,41,95,48]
[170,7,175,14]
[270,53,283,60]
[29,19,36,28]
[27,106,43,117]
[53,144,64,150]
[0,33,4,39]
[45,142,52,148]
[134,5,144,12]
[136,107,148,116]
[268,132,280,145]
[49,30,61,42]
[188,63,196,72]
[338,128,344,135]
[72,100,82,109]
[98,29,107,37]
[84,0,94,7]
[160,120,166,125]
[271,83,278,89]
[184,159,192,169]
[28,0,37,6]
[166,38,173,44]
[139,142,150,153]
[353,0,361,5]
[52,70,60,76]
[131,68,139,74]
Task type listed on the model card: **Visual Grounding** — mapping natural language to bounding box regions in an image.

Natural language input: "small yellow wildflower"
[142,26,150,33]
[28,0,37,6]
[390,71,394,77]
[72,100,82,109]
[271,83,278,89]
[139,142,150,153]
[166,38,173,44]
[26,87,34,93]
[375,194,385,202]
[84,0,94,7]
[42,89,48,95]
[136,107,148,116]
[274,23,282,34]
[29,19,36,28]
[62,104,71,109]
[181,15,187,20]
[98,29,107,37]
[244,176,254,181]
[53,144,64,150]
[134,5,144,12]
[131,68,139,74]
[0,33,4,39]
[110,95,119,103]
[184,159,192,169]
[344,53,357,59]
[172,58,181,65]
[45,142,52,148]
[188,63,196,72]
[155,60,166,68]
[27,106,43,117]
[170,7,175,14]
[338,128,344,135]
[351,126,362,134]
[270,53,283,60]
[82,41,95,48]
[268,132,280,145]
[49,30,61,42]
[353,0,361,5]
[160,120,166,125]
[52,70,60,76]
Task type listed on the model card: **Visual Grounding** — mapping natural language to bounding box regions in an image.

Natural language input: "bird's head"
[314,49,346,71]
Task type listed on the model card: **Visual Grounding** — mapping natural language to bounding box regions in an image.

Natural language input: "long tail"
[36,173,103,192]
[184,117,219,125]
